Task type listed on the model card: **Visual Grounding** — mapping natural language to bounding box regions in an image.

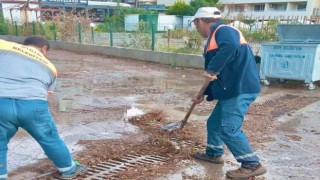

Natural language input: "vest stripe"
[206,25,247,52]
[0,39,57,76]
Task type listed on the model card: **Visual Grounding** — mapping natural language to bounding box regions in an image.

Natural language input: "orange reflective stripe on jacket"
[206,25,247,52]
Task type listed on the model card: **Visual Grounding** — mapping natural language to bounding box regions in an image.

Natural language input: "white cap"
[191,7,221,22]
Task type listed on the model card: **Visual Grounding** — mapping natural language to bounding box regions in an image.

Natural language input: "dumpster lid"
[277,24,320,43]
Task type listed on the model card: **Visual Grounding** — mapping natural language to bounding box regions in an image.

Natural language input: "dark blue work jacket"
[203,21,261,100]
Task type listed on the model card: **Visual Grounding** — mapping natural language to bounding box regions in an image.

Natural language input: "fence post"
[15,21,19,36]
[77,21,82,44]
[53,22,57,41]
[91,26,94,44]
[151,22,155,51]
[39,22,45,36]
[89,23,95,44]
[1,21,8,35]
[167,29,171,47]
[109,22,113,47]
[32,21,36,35]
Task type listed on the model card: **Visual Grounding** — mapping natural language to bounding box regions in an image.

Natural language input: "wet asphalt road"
[7,49,320,180]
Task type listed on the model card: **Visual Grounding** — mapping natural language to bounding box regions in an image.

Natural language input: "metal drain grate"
[83,154,167,179]
[38,154,167,180]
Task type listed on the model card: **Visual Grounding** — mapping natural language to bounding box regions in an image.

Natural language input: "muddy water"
[7,49,320,180]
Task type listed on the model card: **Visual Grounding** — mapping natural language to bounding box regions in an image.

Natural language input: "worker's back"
[0,39,57,100]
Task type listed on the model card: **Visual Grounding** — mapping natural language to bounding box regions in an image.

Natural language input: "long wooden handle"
[180,80,211,128]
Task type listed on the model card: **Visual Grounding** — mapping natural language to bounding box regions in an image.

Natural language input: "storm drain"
[30,154,167,180]
[79,154,166,179]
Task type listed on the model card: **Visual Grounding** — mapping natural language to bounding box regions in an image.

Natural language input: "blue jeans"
[205,93,260,168]
[0,98,75,179]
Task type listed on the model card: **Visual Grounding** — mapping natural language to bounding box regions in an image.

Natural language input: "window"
[271,3,287,11]
[234,5,244,12]
[297,3,307,11]
[254,4,265,12]
[270,3,276,8]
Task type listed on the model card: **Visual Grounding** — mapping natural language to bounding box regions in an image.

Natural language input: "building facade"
[123,0,156,6]
[219,0,320,19]
[124,0,192,8]
[157,0,191,7]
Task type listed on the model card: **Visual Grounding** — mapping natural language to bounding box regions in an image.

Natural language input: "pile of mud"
[76,109,207,179]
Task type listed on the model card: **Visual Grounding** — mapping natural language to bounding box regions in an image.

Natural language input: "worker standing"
[190,7,267,179]
[0,36,87,179]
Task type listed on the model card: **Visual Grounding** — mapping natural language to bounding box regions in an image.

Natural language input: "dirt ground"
[6,49,320,180]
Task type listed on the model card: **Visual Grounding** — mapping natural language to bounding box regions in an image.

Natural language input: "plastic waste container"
[260,24,320,90]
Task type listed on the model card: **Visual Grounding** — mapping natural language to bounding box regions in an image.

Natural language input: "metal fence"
[1,16,319,55]
[0,20,202,53]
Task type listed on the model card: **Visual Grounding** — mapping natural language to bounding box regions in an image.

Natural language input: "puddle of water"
[58,96,140,112]
[129,75,199,92]
[124,106,145,120]
[59,99,73,112]
[278,117,301,133]
[157,159,237,180]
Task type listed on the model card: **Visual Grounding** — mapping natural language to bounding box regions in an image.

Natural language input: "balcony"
[224,10,309,19]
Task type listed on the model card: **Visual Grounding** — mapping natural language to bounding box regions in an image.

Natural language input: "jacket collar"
[210,20,224,32]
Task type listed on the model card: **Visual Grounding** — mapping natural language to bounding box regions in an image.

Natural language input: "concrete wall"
[0,35,204,69]
[310,0,320,15]
[183,16,195,30]
[124,14,191,31]
[158,14,182,31]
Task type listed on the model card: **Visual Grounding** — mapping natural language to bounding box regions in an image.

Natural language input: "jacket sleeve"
[206,27,241,73]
